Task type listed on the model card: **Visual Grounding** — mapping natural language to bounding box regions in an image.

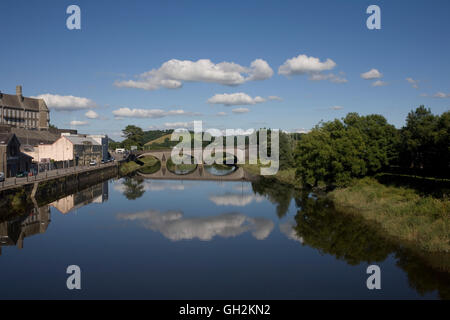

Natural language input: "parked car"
[16,171,28,178]
[0,172,4,182]
[89,160,97,166]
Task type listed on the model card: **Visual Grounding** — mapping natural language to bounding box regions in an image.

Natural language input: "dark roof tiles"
[0,93,47,112]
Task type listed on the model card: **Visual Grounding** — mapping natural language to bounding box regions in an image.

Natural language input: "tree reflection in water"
[251,176,299,218]
[251,177,450,300]
[121,176,146,200]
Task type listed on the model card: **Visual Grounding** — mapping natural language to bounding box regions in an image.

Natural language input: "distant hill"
[144,133,173,146]
[142,129,174,145]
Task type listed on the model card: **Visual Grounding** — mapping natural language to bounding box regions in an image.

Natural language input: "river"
[0,174,449,299]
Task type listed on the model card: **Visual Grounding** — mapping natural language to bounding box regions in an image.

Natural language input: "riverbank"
[244,164,449,254]
[329,177,450,253]
[241,164,300,187]
[119,156,160,175]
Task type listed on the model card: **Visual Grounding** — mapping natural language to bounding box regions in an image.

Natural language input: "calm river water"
[0,175,449,299]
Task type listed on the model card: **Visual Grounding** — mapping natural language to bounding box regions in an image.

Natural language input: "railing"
[0,162,117,190]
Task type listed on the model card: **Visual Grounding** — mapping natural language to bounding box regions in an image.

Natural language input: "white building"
[24,134,102,165]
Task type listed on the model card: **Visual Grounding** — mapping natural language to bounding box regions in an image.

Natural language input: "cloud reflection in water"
[117,210,274,241]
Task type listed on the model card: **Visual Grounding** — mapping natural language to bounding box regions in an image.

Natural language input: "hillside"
[144,133,173,146]
[141,129,174,145]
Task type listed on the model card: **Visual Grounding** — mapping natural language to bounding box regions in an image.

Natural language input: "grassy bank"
[119,156,160,176]
[241,164,300,187]
[329,177,450,253]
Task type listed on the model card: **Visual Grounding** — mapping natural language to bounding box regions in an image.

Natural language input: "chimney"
[16,85,22,97]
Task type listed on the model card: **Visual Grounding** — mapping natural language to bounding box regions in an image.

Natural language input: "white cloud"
[114,179,189,193]
[232,107,250,114]
[33,94,96,111]
[69,120,89,126]
[309,73,348,83]
[208,93,283,106]
[112,107,197,119]
[114,58,273,90]
[278,54,346,83]
[330,105,344,110]
[209,193,265,207]
[205,128,255,137]
[293,128,310,134]
[116,210,274,241]
[434,92,449,98]
[216,112,227,117]
[225,128,255,136]
[278,54,336,76]
[279,221,303,243]
[163,121,194,129]
[361,68,383,80]
[208,93,266,106]
[85,110,99,119]
[406,77,419,89]
[246,59,274,81]
[372,80,388,87]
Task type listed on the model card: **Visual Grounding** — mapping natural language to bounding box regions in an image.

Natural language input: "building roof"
[64,135,101,146]
[0,93,47,112]
[11,127,59,146]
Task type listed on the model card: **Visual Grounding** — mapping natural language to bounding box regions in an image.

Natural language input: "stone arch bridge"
[133,148,255,181]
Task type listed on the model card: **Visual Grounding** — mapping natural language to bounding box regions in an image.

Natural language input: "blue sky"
[1,0,449,140]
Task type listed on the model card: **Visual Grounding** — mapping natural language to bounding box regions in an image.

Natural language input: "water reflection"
[117,210,274,241]
[0,174,448,299]
[114,177,194,200]
[289,188,450,299]
[204,164,237,176]
[209,193,265,207]
[251,176,300,218]
[279,220,304,243]
[0,181,108,253]
[0,205,51,254]
[51,181,108,214]
[294,195,394,265]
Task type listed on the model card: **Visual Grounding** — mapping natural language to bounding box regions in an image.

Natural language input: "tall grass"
[329,177,450,253]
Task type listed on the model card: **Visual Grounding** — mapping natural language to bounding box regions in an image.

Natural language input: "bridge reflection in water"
[137,166,251,181]
[136,148,254,181]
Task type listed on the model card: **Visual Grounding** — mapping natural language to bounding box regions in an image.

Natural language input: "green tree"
[122,125,144,149]
[400,106,449,176]
[434,111,450,176]
[295,114,399,187]
[343,113,400,172]
[279,131,295,170]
